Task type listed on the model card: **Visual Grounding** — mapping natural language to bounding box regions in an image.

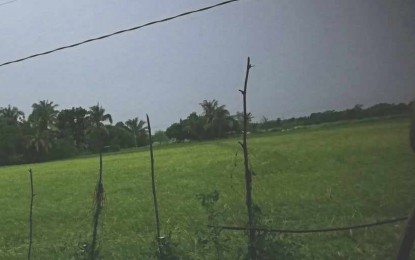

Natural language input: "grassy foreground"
[0,118,414,259]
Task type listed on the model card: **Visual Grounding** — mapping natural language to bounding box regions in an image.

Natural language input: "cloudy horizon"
[1,0,414,130]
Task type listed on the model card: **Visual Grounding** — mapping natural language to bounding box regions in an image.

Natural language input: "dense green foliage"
[252,102,410,132]
[165,99,242,141]
[0,101,148,165]
[165,102,411,142]
[0,118,414,259]
[0,100,411,165]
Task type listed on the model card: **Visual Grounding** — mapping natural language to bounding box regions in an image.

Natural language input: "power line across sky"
[1,0,413,130]
[0,0,241,68]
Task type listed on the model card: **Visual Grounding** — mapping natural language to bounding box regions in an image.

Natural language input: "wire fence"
[209,216,408,234]
[15,134,413,259]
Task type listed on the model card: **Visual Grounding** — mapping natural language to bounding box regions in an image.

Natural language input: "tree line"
[0,99,412,166]
[0,98,239,166]
[251,102,412,132]
[0,100,153,165]
[165,101,413,141]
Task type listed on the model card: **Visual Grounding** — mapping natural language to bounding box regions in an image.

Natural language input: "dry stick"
[146,114,162,252]
[28,168,34,260]
[90,150,104,260]
[239,57,256,260]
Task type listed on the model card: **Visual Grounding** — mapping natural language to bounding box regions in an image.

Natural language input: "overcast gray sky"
[1,0,414,129]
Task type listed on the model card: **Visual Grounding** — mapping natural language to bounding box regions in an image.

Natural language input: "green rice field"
[0,118,414,259]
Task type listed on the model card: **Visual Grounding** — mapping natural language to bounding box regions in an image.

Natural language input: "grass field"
[0,118,414,259]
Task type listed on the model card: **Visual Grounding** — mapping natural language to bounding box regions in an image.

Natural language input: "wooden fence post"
[239,57,256,259]
[146,114,162,253]
[28,168,34,260]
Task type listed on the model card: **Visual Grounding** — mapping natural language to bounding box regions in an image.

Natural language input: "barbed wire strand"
[209,216,408,234]
[0,0,241,68]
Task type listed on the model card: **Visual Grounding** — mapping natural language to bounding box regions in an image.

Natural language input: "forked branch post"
[239,57,256,259]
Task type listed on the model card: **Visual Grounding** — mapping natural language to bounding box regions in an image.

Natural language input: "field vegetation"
[0,117,414,259]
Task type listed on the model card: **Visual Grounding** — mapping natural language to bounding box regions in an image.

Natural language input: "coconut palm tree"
[86,103,113,151]
[86,103,113,133]
[212,105,230,138]
[28,130,50,153]
[200,99,219,126]
[200,99,230,138]
[0,105,24,125]
[27,100,59,155]
[125,117,146,147]
[28,100,59,132]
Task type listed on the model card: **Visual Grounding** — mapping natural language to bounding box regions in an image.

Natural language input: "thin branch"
[28,168,34,260]
[240,56,255,259]
[147,114,162,251]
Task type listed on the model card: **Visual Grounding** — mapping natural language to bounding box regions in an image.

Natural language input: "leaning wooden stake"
[239,57,256,259]
[28,168,34,260]
[146,114,162,253]
[90,150,105,260]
